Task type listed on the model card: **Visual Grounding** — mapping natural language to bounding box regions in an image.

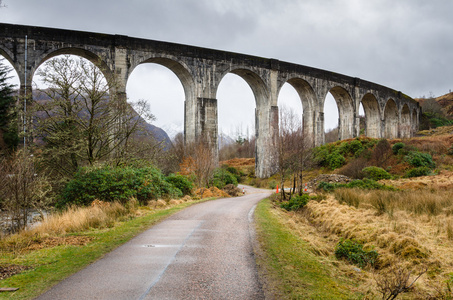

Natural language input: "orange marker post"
[276,184,279,193]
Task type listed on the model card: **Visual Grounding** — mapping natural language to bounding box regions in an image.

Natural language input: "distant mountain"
[218,132,235,149]
[29,89,172,148]
[134,115,172,148]
[160,122,183,140]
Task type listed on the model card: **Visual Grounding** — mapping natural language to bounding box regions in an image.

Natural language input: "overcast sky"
[1,0,452,137]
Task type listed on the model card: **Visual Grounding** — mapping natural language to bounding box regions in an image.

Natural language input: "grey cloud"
[1,0,452,98]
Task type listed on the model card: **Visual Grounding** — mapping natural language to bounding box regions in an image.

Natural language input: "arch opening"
[127,63,186,141]
[216,73,256,160]
[278,82,303,131]
[0,55,21,151]
[277,78,317,146]
[383,99,398,139]
[328,87,354,141]
[0,55,20,88]
[400,104,411,138]
[361,93,381,138]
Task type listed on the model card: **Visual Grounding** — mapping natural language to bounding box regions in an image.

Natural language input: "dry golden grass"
[194,186,230,198]
[220,157,255,167]
[418,125,453,137]
[0,199,139,254]
[381,170,453,190]
[281,187,453,298]
[0,195,200,255]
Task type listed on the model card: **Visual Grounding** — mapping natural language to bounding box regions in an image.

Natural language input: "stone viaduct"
[0,23,420,177]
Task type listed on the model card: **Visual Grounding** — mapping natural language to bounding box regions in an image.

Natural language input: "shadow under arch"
[383,99,398,139]
[326,86,354,140]
[361,93,381,138]
[400,104,411,138]
[278,77,316,145]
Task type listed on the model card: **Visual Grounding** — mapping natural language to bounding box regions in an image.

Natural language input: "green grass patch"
[0,201,201,299]
[254,198,361,299]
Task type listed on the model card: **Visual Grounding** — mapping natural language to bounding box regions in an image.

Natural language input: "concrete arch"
[400,104,411,138]
[0,47,25,86]
[361,93,381,138]
[0,47,16,68]
[214,68,268,109]
[0,50,20,82]
[383,99,398,138]
[279,78,316,112]
[35,48,113,83]
[327,86,355,140]
[130,57,195,104]
[277,78,316,144]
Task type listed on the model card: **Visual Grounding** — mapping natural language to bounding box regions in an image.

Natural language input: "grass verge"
[254,198,361,300]
[0,201,201,300]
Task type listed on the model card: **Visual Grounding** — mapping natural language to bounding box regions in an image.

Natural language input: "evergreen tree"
[0,58,18,152]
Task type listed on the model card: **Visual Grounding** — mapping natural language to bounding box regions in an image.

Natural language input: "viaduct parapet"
[0,23,420,177]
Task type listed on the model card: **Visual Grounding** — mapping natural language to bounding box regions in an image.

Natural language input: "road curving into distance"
[36,185,272,300]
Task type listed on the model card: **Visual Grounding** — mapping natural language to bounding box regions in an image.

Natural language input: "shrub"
[317,181,335,192]
[404,167,432,178]
[326,151,346,170]
[396,144,418,156]
[268,180,277,189]
[210,168,238,189]
[59,166,181,207]
[372,139,391,166]
[338,139,363,156]
[392,142,405,155]
[335,239,378,268]
[225,166,242,181]
[338,157,367,179]
[165,174,194,195]
[362,166,392,181]
[222,184,241,197]
[404,151,436,169]
[318,179,396,192]
[280,194,310,211]
[313,145,330,167]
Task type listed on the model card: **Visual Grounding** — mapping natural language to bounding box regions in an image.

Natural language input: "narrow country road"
[36,185,272,300]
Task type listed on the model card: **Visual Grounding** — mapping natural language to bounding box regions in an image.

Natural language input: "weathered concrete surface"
[0,23,420,177]
[35,186,272,300]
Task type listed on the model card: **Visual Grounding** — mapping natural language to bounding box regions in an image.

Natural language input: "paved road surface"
[36,185,272,300]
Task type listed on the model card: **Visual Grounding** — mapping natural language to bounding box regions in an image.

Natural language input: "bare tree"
[179,137,215,188]
[31,55,155,177]
[275,106,312,200]
[421,97,444,117]
[0,150,51,233]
